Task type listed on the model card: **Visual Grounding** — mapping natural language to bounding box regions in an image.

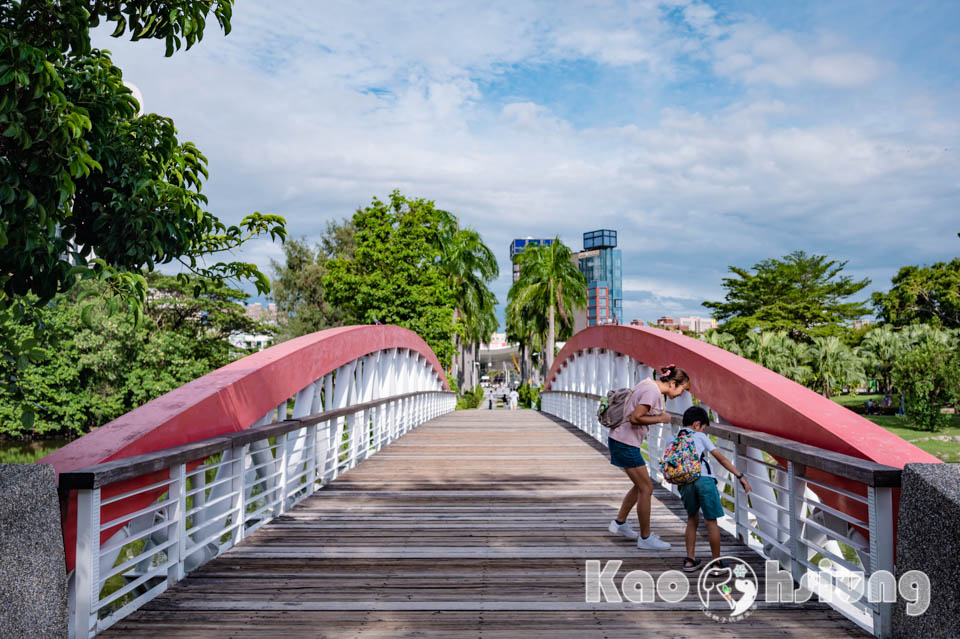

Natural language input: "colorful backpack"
[597,388,634,428]
[660,429,701,485]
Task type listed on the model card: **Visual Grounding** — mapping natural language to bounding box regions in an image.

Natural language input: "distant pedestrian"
[898,395,906,418]
[509,389,519,410]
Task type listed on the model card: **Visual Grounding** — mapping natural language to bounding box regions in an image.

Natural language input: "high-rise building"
[576,230,622,327]
[509,237,555,282]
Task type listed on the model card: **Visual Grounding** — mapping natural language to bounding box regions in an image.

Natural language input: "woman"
[606,365,691,550]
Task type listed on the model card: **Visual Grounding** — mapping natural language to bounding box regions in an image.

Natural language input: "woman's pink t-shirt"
[607,378,663,449]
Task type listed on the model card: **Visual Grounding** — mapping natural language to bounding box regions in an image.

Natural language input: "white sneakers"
[607,518,639,539]
[607,519,672,550]
[636,532,671,550]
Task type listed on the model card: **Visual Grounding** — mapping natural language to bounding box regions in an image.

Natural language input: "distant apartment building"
[509,237,555,282]
[231,302,280,352]
[851,318,872,330]
[656,316,717,333]
[244,302,278,322]
[575,230,623,328]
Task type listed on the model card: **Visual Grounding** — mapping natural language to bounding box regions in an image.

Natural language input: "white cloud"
[91,1,960,322]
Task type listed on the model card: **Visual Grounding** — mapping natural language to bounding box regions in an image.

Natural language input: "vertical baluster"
[305,423,318,496]
[734,442,749,544]
[168,464,186,584]
[73,487,101,639]
[787,461,806,583]
[868,485,895,638]
[231,444,249,544]
[276,432,289,515]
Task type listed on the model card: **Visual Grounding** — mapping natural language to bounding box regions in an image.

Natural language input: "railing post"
[734,442,749,544]
[72,487,100,639]
[167,463,186,585]
[231,444,249,544]
[276,432,289,515]
[306,423,318,496]
[869,485,895,638]
[787,461,806,583]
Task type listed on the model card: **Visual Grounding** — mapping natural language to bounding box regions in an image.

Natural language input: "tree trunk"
[546,302,556,372]
[520,343,528,383]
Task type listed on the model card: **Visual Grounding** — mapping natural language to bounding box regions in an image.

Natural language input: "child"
[678,405,752,572]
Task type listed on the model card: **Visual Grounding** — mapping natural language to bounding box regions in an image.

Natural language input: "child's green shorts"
[679,475,724,520]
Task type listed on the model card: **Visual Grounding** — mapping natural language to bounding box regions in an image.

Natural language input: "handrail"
[60,391,455,491]
[65,387,457,638]
[540,387,899,637]
[541,390,902,488]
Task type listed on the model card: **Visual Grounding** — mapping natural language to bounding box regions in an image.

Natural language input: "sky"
[92,0,960,327]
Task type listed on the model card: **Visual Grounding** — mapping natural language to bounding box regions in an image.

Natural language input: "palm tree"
[434,212,499,389]
[700,330,743,356]
[858,325,905,394]
[804,335,865,398]
[508,239,587,372]
[742,331,810,383]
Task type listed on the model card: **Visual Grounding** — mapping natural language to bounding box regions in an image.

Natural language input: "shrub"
[890,338,960,431]
[456,384,485,410]
[517,383,540,409]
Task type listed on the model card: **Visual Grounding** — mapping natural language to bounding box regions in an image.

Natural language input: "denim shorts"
[608,437,646,469]
[679,476,724,520]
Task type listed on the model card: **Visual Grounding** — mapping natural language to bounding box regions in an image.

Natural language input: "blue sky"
[93,1,960,327]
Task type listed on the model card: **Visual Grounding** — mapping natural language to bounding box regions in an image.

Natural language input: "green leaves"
[703,250,871,340]
[0,2,284,412]
[507,239,587,372]
[872,259,960,329]
[321,192,463,368]
[0,272,274,438]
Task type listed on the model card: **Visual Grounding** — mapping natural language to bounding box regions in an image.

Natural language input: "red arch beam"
[547,325,936,468]
[42,325,448,571]
[546,326,938,541]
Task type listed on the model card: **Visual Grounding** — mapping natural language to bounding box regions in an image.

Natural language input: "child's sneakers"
[607,519,639,540]
[636,532,671,550]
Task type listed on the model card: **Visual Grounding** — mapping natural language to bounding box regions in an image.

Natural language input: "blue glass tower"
[577,230,622,325]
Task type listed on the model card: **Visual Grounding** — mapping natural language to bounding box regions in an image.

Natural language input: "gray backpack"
[597,387,634,428]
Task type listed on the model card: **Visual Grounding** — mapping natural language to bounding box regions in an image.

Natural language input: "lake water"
[0,439,70,464]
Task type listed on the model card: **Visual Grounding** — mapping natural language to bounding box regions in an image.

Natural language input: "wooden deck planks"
[101,410,868,638]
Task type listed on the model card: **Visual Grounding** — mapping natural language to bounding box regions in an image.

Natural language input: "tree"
[890,333,960,431]
[700,330,743,356]
[433,213,499,389]
[323,191,457,368]
[742,331,809,384]
[703,251,870,340]
[270,220,356,339]
[871,259,960,328]
[0,273,275,438]
[507,240,587,372]
[1,1,285,422]
[857,325,905,395]
[804,335,865,398]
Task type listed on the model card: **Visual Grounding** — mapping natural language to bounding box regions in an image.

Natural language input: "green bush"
[456,384,485,410]
[890,337,960,431]
[517,383,540,409]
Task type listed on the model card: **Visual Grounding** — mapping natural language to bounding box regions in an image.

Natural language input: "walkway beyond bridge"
[98,410,865,638]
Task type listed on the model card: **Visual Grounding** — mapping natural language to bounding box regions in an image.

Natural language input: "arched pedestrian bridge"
[42,325,937,638]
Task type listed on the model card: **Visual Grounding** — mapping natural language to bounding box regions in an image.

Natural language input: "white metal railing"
[542,383,900,638]
[59,348,456,639]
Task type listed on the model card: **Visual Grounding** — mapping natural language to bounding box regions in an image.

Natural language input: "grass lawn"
[832,394,960,462]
